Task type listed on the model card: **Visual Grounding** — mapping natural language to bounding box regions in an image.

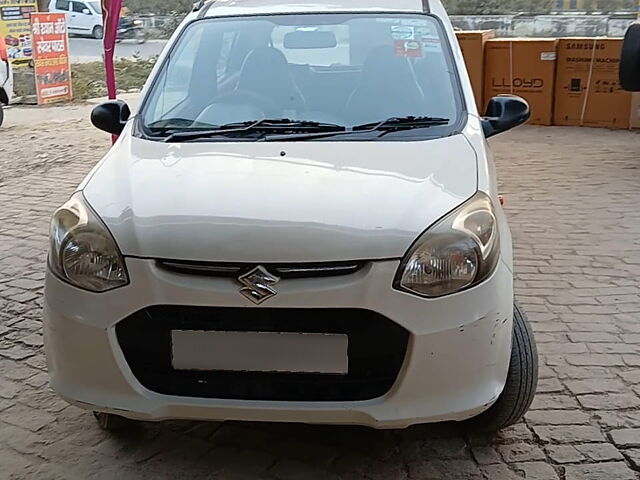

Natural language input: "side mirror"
[82,7,90,14]
[482,95,530,138]
[91,100,131,135]
[620,23,640,92]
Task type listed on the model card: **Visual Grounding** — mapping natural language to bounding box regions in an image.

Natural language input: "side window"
[55,0,70,10]
[71,1,86,13]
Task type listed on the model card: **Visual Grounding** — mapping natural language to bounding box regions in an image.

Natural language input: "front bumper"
[44,258,513,429]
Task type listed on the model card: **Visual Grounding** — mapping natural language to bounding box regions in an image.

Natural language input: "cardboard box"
[456,30,495,109]
[630,93,640,129]
[554,38,631,129]
[484,38,558,126]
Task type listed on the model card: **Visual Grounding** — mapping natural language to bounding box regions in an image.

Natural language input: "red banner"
[31,13,72,104]
[101,0,122,100]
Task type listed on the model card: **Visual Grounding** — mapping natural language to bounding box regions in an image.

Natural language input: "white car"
[48,0,104,39]
[0,39,12,127]
[44,0,537,432]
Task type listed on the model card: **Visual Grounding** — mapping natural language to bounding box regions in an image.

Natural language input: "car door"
[52,0,74,31]
[70,1,93,35]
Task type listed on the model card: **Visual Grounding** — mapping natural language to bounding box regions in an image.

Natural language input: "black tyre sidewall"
[467,302,539,432]
[620,23,640,91]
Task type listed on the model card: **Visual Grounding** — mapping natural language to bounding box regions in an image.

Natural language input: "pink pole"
[101,0,122,142]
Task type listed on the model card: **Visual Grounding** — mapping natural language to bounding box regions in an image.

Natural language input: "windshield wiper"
[263,116,451,142]
[354,116,450,137]
[163,119,346,142]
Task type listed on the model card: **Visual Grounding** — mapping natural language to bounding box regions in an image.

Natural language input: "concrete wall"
[451,15,635,38]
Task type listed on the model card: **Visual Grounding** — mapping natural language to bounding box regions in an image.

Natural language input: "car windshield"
[88,1,100,14]
[141,13,462,141]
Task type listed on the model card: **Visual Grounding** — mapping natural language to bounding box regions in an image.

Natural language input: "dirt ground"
[0,105,640,479]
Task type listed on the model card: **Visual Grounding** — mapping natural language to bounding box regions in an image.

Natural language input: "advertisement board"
[31,13,72,104]
[0,0,37,65]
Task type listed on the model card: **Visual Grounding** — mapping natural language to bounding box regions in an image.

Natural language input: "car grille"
[115,306,409,402]
[155,259,366,279]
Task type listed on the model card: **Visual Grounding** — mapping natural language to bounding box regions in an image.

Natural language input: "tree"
[123,0,193,15]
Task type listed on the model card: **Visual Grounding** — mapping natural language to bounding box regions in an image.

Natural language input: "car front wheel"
[0,104,4,127]
[467,301,538,432]
[93,25,104,40]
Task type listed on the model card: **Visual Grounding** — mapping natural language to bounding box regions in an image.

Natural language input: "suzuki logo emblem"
[238,266,280,304]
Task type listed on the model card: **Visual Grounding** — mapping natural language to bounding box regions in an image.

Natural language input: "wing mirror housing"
[482,95,530,138]
[91,100,131,135]
[620,23,640,92]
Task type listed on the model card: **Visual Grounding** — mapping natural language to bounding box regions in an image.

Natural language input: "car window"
[72,1,86,13]
[147,27,205,122]
[217,31,239,79]
[142,13,462,140]
[55,0,70,11]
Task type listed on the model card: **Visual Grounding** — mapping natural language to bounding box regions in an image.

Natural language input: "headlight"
[49,192,128,292]
[133,20,143,25]
[394,191,500,298]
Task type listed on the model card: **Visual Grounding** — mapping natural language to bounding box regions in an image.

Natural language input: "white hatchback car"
[49,0,104,39]
[44,0,537,432]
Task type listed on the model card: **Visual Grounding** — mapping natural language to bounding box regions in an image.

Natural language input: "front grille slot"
[156,260,366,279]
[116,306,409,402]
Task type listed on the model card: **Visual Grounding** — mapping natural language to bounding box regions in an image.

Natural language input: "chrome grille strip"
[156,260,366,279]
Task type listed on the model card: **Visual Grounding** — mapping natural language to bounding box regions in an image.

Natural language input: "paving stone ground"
[1,108,640,479]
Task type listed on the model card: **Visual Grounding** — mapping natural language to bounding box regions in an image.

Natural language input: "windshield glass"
[88,1,100,14]
[141,13,462,141]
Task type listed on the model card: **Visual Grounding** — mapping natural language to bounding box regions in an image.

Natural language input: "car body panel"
[44,257,513,429]
[83,126,478,263]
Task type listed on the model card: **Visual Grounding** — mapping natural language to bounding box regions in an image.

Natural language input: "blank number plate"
[171,330,349,374]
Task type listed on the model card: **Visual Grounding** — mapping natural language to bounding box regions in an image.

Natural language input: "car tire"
[93,411,132,431]
[0,104,4,128]
[93,25,104,40]
[467,301,538,432]
[621,23,640,92]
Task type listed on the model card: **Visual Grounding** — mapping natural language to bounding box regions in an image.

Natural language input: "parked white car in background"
[0,36,13,127]
[45,0,538,433]
[48,0,104,39]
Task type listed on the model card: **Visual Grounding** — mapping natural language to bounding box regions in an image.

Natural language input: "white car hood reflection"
[83,134,478,263]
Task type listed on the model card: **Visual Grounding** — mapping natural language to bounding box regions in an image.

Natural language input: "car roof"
[202,0,432,17]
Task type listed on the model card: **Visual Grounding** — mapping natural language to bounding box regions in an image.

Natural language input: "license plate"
[171,330,349,374]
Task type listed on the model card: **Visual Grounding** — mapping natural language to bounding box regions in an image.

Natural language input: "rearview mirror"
[91,100,131,135]
[482,96,530,138]
[620,23,640,91]
[284,30,337,49]
[82,7,90,14]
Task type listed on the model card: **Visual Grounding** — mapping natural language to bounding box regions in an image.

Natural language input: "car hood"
[83,134,477,263]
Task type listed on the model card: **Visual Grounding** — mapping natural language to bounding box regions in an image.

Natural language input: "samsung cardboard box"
[455,30,495,110]
[484,38,558,125]
[554,38,631,129]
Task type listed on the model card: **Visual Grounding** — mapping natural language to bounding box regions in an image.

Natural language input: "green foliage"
[160,10,187,39]
[123,0,193,15]
[71,55,157,101]
[443,0,555,14]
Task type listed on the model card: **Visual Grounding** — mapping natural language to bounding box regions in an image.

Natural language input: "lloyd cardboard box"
[455,30,495,110]
[554,38,631,129]
[484,38,558,125]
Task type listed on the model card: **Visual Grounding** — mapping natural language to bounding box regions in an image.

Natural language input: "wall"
[451,14,635,37]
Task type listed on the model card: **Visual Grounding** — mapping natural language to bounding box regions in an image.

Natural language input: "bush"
[71,55,157,101]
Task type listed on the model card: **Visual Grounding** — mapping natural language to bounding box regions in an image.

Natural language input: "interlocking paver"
[1,110,640,478]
